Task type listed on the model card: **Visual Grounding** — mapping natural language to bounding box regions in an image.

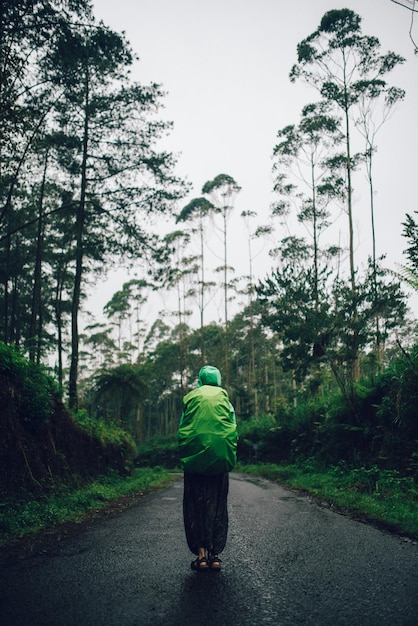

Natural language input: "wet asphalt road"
[1,473,417,626]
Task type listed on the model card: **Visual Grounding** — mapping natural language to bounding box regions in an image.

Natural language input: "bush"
[136,435,180,469]
[237,414,293,464]
[74,410,137,476]
[0,344,138,494]
[376,343,418,433]
[74,409,136,449]
[0,342,56,428]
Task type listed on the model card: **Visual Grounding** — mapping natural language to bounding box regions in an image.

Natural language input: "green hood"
[197,365,221,387]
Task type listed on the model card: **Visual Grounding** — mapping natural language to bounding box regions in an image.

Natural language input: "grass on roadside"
[3,460,417,551]
[237,462,418,538]
[0,467,175,548]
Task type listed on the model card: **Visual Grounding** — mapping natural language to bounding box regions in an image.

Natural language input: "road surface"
[1,473,417,625]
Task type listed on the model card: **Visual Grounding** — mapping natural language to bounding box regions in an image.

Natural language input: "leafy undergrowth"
[237,462,418,539]
[0,467,176,558]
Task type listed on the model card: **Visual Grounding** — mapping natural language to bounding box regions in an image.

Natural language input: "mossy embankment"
[0,343,171,558]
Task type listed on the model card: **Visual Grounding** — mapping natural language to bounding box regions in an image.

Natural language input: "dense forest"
[1,1,418,495]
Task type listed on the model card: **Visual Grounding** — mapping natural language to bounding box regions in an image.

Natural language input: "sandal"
[191,556,209,571]
[208,555,222,571]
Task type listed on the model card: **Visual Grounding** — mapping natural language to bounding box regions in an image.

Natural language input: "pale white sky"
[89,0,418,329]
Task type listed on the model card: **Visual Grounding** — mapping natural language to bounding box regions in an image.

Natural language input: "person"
[178,365,238,572]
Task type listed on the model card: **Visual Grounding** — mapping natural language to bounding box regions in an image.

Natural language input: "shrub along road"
[1,473,417,625]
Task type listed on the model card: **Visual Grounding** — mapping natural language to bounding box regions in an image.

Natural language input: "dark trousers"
[183,472,229,555]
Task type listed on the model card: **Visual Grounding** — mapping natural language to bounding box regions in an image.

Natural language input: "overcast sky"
[89,0,418,326]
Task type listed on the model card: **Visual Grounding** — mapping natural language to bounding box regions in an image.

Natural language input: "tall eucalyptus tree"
[272,102,342,308]
[290,8,405,297]
[290,8,405,381]
[240,211,272,417]
[201,174,241,386]
[354,82,405,368]
[160,230,199,391]
[176,197,216,362]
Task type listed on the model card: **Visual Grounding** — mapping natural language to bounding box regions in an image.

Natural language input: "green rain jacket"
[178,366,238,475]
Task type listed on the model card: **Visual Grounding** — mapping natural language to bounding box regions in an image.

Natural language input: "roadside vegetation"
[1,334,418,553]
[238,462,418,538]
[0,467,174,549]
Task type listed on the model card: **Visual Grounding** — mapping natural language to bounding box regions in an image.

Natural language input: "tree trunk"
[367,147,382,373]
[29,150,48,361]
[69,72,89,410]
[223,209,230,387]
[2,200,12,342]
[199,218,205,363]
[342,58,360,384]
[54,267,65,394]
[311,152,319,309]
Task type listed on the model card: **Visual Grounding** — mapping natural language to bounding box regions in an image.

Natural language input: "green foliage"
[402,211,418,273]
[258,256,407,416]
[74,409,136,450]
[237,414,287,463]
[201,173,241,197]
[396,209,418,292]
[80,334,418,478]
[93,365,148,429]
[239,461,418,537]
[0,1,187,408]
[257,263,333,381]
[73,409,137,477]
[0,343,142,495]
[377,346,418,427]
[0,467,173,547]
[238,414,278,439]
[136,435,180,469]
[75,321,418,480]
[0,342,56,427]
[233,341,418,475]
[176,197,215,222]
